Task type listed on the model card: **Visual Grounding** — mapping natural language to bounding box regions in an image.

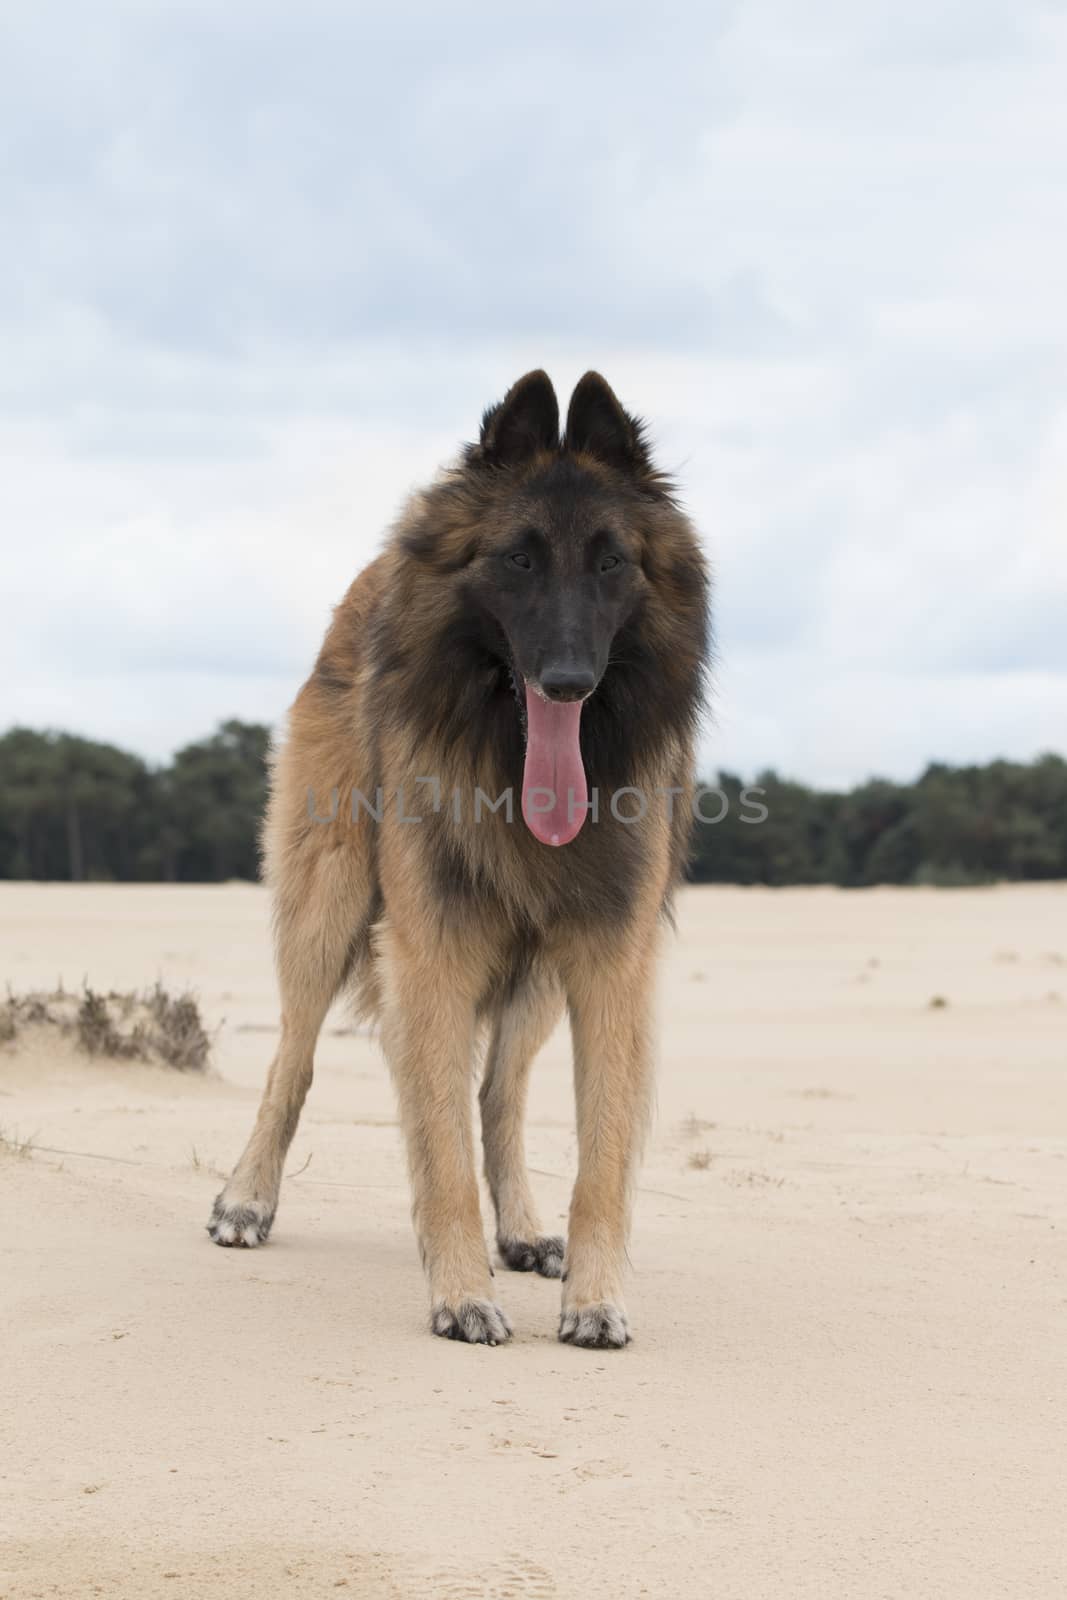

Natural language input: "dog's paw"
[431,1298,513,1346]
[207,1195,274,1248]
[559,1301,631,1349]
[498,1234,565,1279]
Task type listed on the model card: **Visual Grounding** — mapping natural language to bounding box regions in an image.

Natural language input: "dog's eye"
[599,554,621,573]
[509,552,532,570]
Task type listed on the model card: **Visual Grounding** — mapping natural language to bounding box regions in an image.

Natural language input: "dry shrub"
[1,983,211,1072]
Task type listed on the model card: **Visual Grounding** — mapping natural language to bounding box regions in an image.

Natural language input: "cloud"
[2,0,1066,784]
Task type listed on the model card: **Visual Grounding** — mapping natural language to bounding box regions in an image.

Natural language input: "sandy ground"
[1,882,1065,1599]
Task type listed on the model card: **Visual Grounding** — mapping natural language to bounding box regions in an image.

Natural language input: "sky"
[2,0,1066,787]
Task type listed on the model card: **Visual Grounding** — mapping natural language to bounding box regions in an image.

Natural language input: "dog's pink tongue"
[521,685,588,846]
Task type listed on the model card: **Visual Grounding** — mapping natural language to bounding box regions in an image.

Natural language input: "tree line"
[1,721,1065,885]
[0,721,269,883]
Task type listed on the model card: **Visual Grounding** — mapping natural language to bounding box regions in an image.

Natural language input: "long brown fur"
[209,371,709,1348]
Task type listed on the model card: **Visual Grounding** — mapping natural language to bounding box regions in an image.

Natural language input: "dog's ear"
[471,370,559,468]
[564,371,654,478]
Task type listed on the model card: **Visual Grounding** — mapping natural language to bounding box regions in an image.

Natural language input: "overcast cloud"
[3,0,1065,785]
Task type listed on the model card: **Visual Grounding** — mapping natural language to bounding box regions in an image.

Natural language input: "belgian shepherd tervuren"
[209,371,709,1348]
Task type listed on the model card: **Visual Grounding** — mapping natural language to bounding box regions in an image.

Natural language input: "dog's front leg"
[559,942,656,1348]
[379,924,510,1345]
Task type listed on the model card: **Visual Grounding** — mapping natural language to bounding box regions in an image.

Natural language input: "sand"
[1,882,1065,1599]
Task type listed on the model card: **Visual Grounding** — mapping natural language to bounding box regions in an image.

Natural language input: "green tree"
[0,729,151,880]
[158,720,271,882]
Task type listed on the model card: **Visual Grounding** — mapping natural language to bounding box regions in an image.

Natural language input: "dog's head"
[401,371,706,846]
[463,371,660,700]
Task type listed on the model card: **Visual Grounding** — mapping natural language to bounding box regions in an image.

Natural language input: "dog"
[208,371,709,1348]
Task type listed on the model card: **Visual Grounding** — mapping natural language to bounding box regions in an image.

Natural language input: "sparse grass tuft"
[0,1124,37,1159]
[725,1169,785,1189]
[189,1145,226,1180]
[688,1148,713,1171]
